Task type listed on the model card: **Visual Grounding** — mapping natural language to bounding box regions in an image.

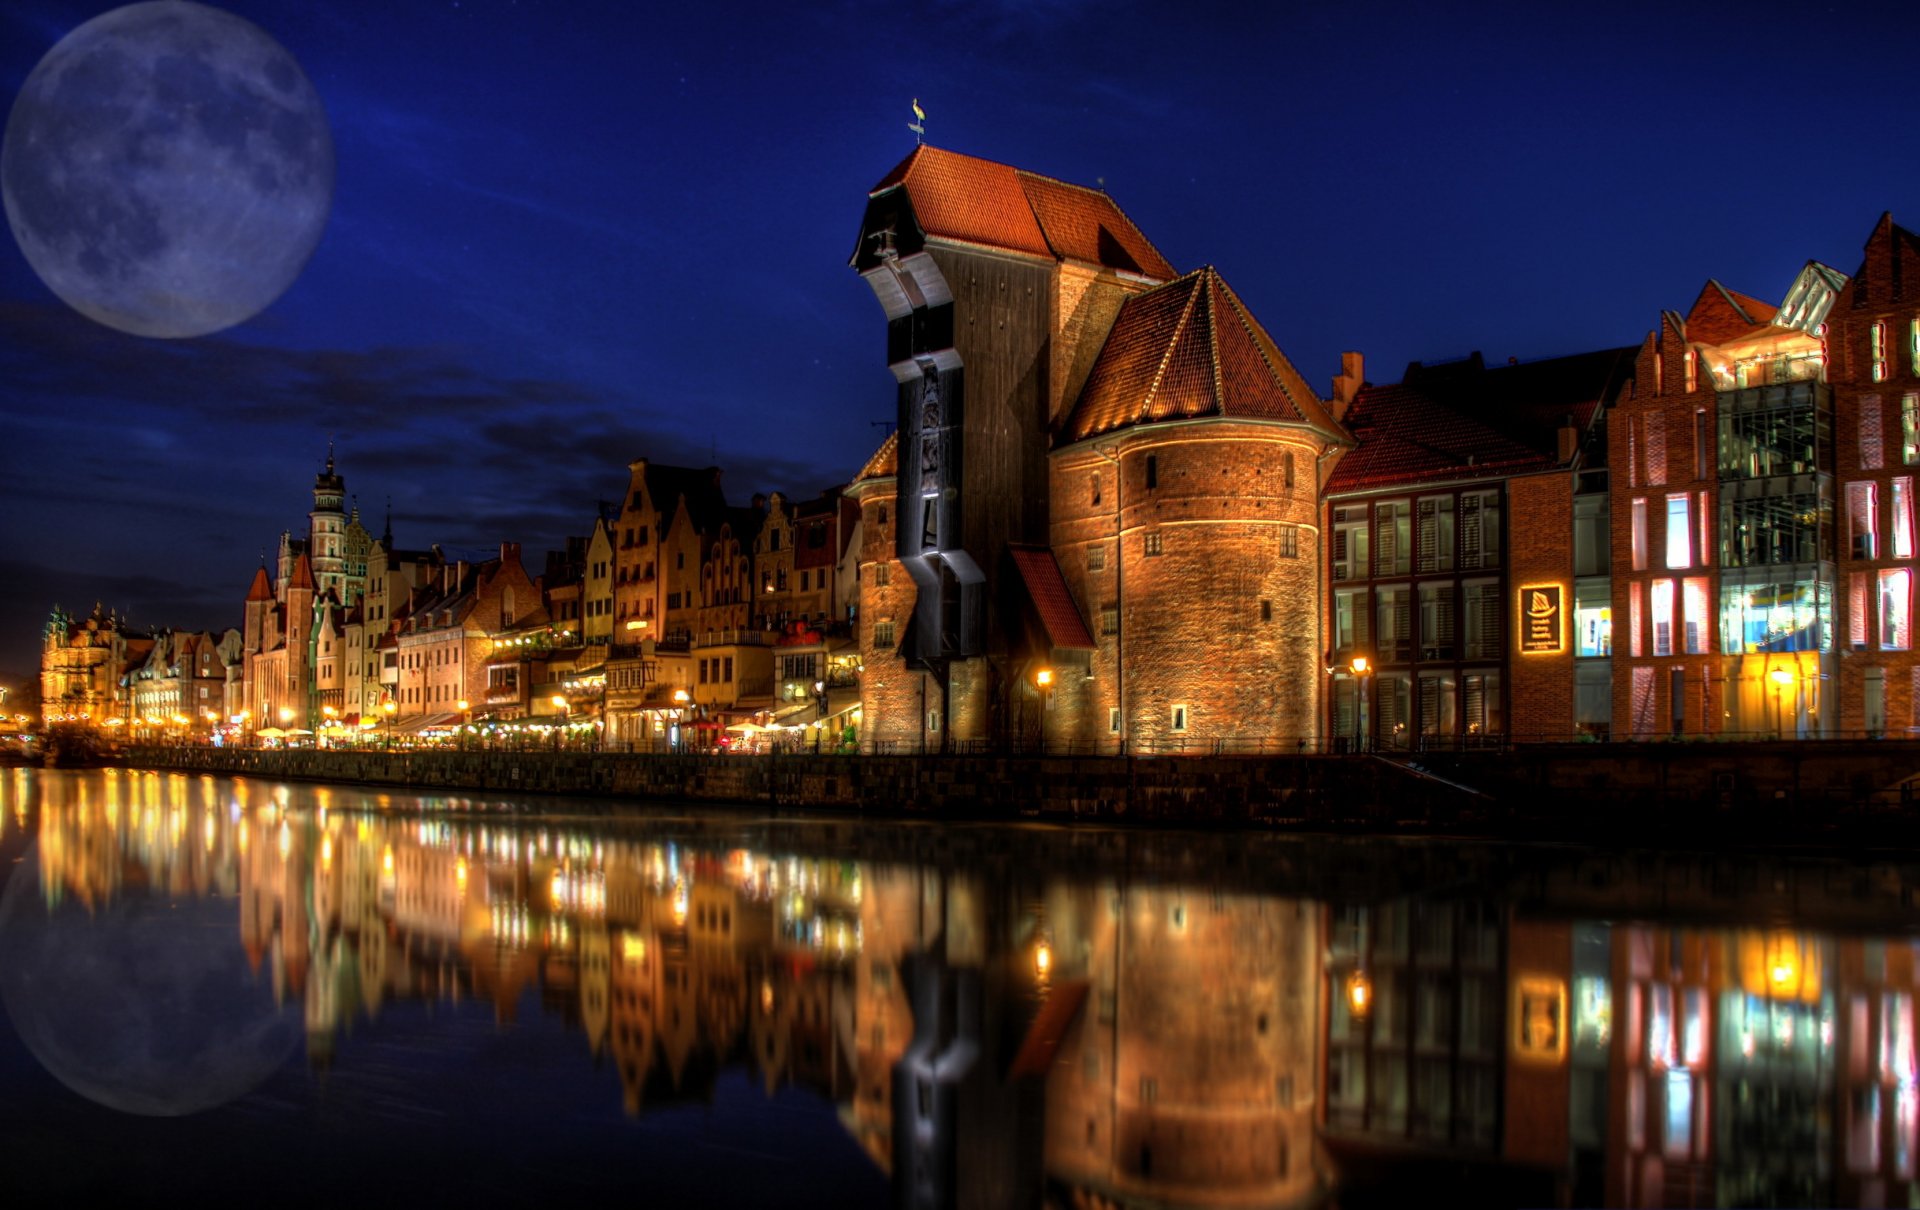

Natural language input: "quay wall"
[117,740,1920,836]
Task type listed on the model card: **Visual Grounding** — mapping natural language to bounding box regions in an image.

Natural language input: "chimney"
[500,540,521,567]
[1558,424,1580,464]
[1330,351,1365,422]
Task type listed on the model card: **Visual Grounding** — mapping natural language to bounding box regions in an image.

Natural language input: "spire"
[382,497,393,548]
[325,437,335,478]
[246,565,273,603]
[289,552,316,593]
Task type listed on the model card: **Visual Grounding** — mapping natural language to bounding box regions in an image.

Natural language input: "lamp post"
[1769,666,1794,740]
[382,698,397,749]
[672,688,690,753]
[1349,655,1371,752]
[457,699,471,750]
[551,693,569,750]
[277,705,294,747]
[322,704,337,749]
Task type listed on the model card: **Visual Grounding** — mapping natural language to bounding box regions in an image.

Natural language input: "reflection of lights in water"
[672,880,688,927]
[761,979,774,1014]
[203,816,216,853]
[382,845,394,875]
[456,858,468,892]
[320,835,333,868]
[621,933,646,964]
[1346,970,1373,1020]
[551,869,566,909]
[276,822,290,859]
[237,820,248,852]
[1034,939,1052,978]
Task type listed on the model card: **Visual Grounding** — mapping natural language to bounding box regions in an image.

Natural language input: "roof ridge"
[1201,269,1226,414]
[1210,269,1294,413]
[1139,275,1205,424]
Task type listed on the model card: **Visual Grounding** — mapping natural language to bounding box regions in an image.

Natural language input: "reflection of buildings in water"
[1046,886,1324,1210]
[849,865,933,1171]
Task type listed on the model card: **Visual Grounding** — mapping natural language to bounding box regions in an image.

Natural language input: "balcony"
[693,629,774,649]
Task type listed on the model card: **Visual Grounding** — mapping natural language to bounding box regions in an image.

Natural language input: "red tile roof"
[854,430,897,482]
[1327,382,1556,493]
[245,565,273,603]
[870,146,1174,279]
[1008,546,1095,650]
[287,552,315,592]
[1060,266,1348,445]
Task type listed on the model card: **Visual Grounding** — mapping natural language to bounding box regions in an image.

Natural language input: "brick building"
[852,145,1353,751]
[1325,349,1628,748]
[1602,218,1920,740]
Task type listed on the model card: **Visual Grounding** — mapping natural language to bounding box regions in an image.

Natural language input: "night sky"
[2,0,1916,686]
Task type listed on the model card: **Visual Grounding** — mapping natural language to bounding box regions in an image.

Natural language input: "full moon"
[1,1,333,338]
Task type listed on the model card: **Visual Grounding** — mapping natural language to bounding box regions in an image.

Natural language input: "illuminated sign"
[1512,975,1568,1063]
[1518,584,1564,654]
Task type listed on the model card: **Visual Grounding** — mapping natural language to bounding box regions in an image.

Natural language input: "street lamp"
[551,694,570,749]
[382,698,397,749]
[1348,655,1372,752]
[1769,667,1794,740]
[672,688,690,753]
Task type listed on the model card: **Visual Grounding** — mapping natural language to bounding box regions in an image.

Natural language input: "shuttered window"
[1460,491,1500,570]
[1376,586,1411,660]
[1418,583,1455,660]
[1463,581,1500,660]
[1376,501,1411,576]
[1417,496,1455,573]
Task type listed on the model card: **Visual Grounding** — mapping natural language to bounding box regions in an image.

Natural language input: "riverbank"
[116,739,1920,840]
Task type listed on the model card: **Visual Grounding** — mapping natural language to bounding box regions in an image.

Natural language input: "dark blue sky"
[3,0,1916,684]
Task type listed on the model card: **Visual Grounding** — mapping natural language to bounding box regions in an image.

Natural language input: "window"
[1912,318,1920,377]
[1145,455,1158,489]
[1863,395,1886,470]
[1108,707,1120,735]
[1418,583,1455,661]
[1906,395,1920,465]
[1333,588,1366,652]
[1100,604,1118,636]
[1574,578,1611,658]
[1459,491,1499,569]
[1376,501,1411,575]
[1629,582,1643,657]
[1852,571,1870,648]
[1463,582,1500,660]
[1697,491,1711,569]
[1278,527,1299,558]
[1332,509,1369,581]
[1144,531,1163,557]
[1651,579,1674,656]
[1850,481,1880,559]
[1683,577,1710,654]
[1897,478,1916,560]
[1872,321,1889,382]
[1260,599,1272,622]
[1630,498,1648,571]
[873,621,895,650]
[1417,496,1455,573]
[1645,413,1667,486]
[1376,586,1411,660]
[769,529,781,551]
[927,710,939,733]
[1087,545,1106,572]
[1883,569,1912,651]
[1170,704,1188,733]
[1573,495,1608,576]
[874,563,890,586]
[1684,351,1697,394]
[1626,414,1639,488]
[1284,451,1296,491]
[1462,671,1500,737]
[1665,494,1691,569]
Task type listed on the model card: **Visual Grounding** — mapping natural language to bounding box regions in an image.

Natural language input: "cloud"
[0,558,236,683]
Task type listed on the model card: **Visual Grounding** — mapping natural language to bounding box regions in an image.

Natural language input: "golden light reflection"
[620,933,646,964]
[1034,939,1052,978]
[456,857,468,892]
[761,979,774,1014]
[1346,969,1373,1020]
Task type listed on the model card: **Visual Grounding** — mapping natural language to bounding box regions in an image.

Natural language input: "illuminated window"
[1906,395,1920,465]
[1574,578,1611,658]
[1651,579,1674,656]
[1683,578,1710,654]
[1684,349,1697,394]
[1912,318,1920,377]
[1459,491,1499,570]
[1882,569,1912,651]
[1631,498,1648,570]
[927,710,939,733]
[1897,478,1915,560]
[1629,582,1643,657]
[1087,545,1105,572]
[1665,494,1691,568]
[1332,509,1369,581]
[1872,321,1889,383]
[1100,604,1118,636]
[1144,531,1163,557]
[1849,481,1880,559]
[1852,572,1869,648]
[1334,588,1365,652]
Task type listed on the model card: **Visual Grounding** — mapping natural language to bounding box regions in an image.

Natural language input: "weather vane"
[908,98,926,144]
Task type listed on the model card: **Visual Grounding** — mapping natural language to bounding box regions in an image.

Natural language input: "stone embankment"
[115,738,1920,838]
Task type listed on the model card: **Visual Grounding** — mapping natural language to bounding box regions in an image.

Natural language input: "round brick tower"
[1051,267,1351,751]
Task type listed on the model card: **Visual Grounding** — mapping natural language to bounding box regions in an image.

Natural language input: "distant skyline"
[4,0,1917,683]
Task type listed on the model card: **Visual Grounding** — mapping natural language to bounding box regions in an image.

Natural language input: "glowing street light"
[1769,666,1795,740]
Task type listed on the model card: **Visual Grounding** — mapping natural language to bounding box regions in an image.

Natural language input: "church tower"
[309,446,348,600]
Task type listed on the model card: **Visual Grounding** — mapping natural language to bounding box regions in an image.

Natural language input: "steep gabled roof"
[245,565,273,603]
[287,552,315,593]
[1060,266,1347,445]
[1685,279,1779,346]
[867,145,1175,280]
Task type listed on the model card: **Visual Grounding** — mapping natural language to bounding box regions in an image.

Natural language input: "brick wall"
[1509,473,1576,740]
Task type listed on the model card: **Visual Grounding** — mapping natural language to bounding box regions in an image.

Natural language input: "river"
[1,767,1916,1208]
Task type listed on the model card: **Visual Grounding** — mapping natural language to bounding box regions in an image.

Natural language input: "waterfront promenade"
[118,739,1920,841]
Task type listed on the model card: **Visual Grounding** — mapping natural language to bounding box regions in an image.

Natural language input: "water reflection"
[4,768,1920,1207]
